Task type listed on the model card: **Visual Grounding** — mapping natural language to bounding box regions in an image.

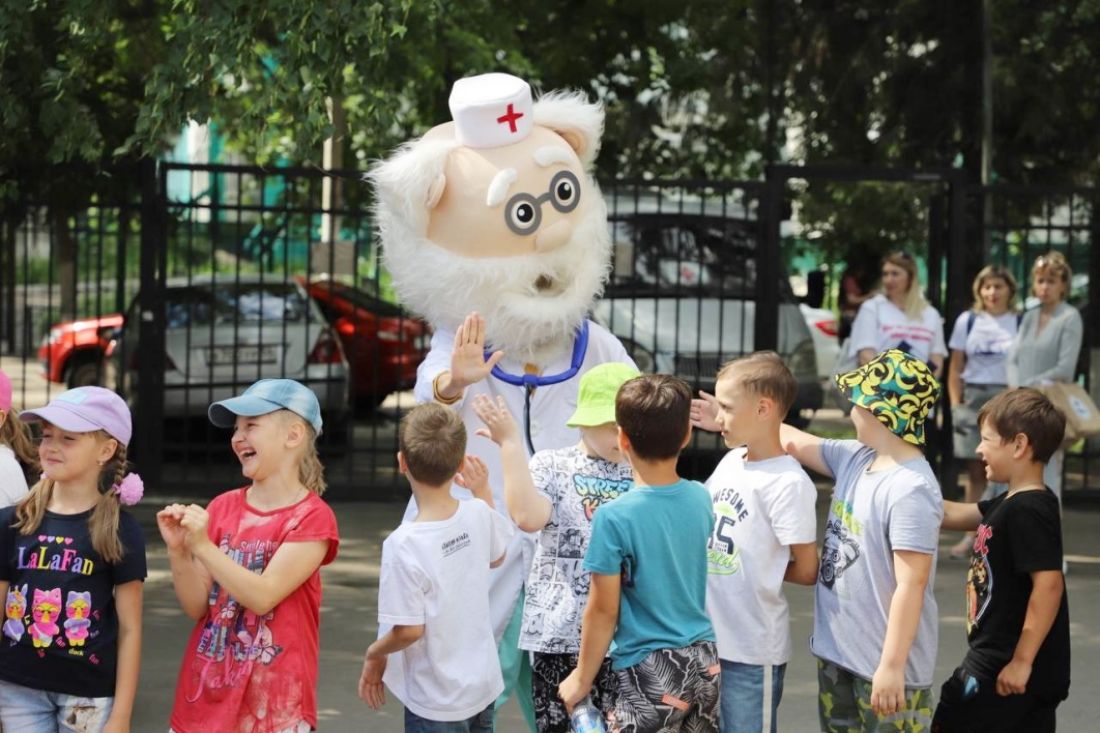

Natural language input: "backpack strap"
[966,310,977,336]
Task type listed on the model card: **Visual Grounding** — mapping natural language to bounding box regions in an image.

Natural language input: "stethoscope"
[486,320,590,455]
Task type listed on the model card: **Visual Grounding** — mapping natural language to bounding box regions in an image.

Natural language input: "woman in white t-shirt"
[945,266,1019,557]
[0,369,33,507]
[849,251,947,377]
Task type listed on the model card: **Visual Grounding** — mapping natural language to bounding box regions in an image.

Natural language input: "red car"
[298,278,429,405]
[40,279,429,406]
[38,314,125,388]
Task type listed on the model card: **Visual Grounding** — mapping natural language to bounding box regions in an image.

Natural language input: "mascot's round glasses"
[503,171,582,235]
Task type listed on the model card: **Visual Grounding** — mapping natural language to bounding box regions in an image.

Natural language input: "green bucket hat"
[835,349,941,446]
[567,362,642,428]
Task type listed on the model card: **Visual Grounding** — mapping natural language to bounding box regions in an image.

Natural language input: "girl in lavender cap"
[0,386,146,733]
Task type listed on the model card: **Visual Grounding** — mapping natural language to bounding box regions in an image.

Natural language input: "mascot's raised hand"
[436,312,505,403]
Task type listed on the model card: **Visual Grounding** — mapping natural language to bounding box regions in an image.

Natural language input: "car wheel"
[67,356,104,388]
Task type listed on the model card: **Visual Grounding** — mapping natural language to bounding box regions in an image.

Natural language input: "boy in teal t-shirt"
[559,374,718,732]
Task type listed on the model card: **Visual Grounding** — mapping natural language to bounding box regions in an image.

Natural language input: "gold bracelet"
[433,372,462,405]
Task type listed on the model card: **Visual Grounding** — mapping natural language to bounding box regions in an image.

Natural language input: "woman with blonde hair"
[945,265,1020,557]
[849,251,948,377]
[1007,251,1084,500]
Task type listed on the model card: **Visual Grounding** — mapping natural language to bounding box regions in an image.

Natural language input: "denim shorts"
[719,660,786,733]
[0,679,113,733]
[404,703,494,733]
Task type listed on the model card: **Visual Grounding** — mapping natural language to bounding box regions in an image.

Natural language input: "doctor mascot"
[371,73,634,728]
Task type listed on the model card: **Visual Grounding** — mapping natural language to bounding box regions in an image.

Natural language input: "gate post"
[757,167,783,352]
[134,158,166,487]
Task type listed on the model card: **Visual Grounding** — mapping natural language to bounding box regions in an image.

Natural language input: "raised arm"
[157,504,213,620]
[779,423,832,478]
[942,500,983,532]
[434,313,505,403]
[473,394,552,532]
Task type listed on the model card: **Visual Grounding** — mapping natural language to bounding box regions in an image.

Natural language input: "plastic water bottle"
[570,696,607,733]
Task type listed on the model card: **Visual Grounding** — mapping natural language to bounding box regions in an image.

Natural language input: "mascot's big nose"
[535,219,572,252]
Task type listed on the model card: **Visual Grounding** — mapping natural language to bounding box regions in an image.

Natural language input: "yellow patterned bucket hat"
[835,349,941,446]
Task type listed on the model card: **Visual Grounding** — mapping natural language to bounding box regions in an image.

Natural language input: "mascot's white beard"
[382,195,611,366]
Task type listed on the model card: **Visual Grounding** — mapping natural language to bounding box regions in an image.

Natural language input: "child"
[359,402,513,731]
[559,374,719,732]
[0,386,146,732]
[702,352,819,733]
[779,349,943,731]
[932,388,1070,732]
[160,379,339,733]
[0,368,35,505]
[472,362,639,732]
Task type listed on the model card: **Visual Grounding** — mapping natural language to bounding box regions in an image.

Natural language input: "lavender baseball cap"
[21,387,133,446]
[0,369,11,412]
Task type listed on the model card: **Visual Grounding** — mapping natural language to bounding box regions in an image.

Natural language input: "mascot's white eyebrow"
[486,168,518,207]
[534,146,573,168]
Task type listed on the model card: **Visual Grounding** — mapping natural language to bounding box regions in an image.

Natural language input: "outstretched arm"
[473,394,552,532]
[779,423,832,478]
[942,500,983,532]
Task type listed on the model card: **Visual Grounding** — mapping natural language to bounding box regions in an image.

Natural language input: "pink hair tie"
[113,473,144,506]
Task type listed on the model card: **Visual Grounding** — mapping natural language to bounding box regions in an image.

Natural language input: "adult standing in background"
[849,251,947,377]
[1007,251,1083,500]
[837,261,876,342]
[945,265,1020,558]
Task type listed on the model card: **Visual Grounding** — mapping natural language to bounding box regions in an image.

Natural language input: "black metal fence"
[3,162,1099,499]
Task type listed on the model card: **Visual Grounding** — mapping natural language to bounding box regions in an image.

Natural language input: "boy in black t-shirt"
[934,387,1070,732]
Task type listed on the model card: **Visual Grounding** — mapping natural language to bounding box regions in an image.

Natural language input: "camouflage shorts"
[817,658,933,732]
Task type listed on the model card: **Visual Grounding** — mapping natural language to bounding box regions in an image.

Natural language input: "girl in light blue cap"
[158,379,339,733]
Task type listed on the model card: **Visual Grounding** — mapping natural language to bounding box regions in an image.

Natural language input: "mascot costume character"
[371,72,634,727]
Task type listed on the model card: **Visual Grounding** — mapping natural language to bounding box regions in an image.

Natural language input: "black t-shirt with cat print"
[0,506,146,696]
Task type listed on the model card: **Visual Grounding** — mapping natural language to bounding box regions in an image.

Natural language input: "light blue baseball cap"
[208,379,323,435]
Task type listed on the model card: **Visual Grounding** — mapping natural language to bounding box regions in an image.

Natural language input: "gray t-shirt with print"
[812,440,943,688]
[520,446,633,654]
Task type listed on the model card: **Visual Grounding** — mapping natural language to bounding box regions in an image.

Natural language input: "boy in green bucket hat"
[472,362,639,732]
[780,349,944,731]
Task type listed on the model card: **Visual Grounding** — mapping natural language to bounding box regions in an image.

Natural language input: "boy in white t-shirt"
[693,352,818,733]
[472,362,639,732]
[360,403,513,731]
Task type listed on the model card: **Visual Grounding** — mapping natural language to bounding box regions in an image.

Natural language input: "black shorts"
[932,666,1063,733]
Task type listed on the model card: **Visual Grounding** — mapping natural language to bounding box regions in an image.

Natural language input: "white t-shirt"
[379,499,514,722]
[947,311,1019,386]
[849,294,947,364]
[705,448,817,666]
[407,320,634,639]
[521,446,633,654]
[0,446,29,507]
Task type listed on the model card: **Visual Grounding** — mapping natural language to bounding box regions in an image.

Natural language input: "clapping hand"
[449,313,505,391]
[690,390,721,432]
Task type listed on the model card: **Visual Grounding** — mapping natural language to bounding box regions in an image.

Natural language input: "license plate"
[207,345,277,366]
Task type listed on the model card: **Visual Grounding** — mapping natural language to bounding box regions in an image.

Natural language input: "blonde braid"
[89,441,126,563]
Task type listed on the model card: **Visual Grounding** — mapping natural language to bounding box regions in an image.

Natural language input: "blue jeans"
[0,678,114,733]
[405,703,495,732]
[719,660,785,733]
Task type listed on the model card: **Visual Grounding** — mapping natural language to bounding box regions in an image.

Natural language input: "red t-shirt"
[169,488,339,733]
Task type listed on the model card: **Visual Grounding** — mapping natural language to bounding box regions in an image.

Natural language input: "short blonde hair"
[971,265,1018,313]
[716,351,798,418]
[1032,251,1072,298]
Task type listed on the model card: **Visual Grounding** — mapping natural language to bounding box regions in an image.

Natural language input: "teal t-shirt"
[583,479,716,670]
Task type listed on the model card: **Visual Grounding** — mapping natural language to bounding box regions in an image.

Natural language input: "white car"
[110,275,350,423]
[799,303,841,380]
[592,211,822,426]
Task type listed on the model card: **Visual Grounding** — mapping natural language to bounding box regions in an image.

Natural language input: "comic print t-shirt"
[963,489,1070,697]
[0,506,147,697]
[812,440,942,688]
[520,446,633,654]
[170,488,339,733]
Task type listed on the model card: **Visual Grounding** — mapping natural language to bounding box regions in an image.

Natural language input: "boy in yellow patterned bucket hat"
[779,348,944,730]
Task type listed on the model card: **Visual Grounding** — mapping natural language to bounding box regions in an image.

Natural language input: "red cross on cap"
[449,73,534,149]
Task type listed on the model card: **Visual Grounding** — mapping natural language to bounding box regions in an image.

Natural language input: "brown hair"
[882,251,929,320]
[716,351,798,418]
[399,403,466,486]
[14,431,128,563]
[1032,251,1072,297]
[970,265,1018,313]
[0,411,38,476]
[977,388,1066,464]
[615,374,692,461]
[278,411,327,495]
